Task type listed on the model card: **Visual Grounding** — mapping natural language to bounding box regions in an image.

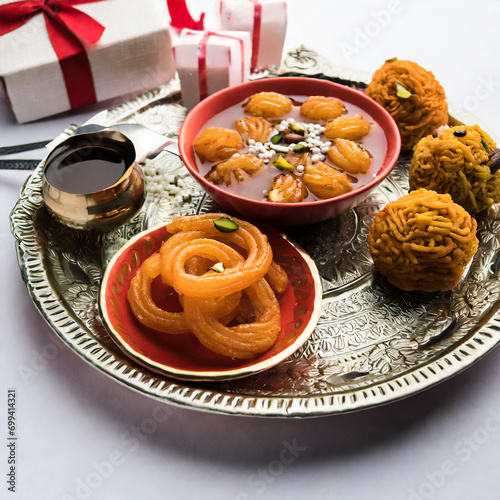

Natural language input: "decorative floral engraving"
[9,49,500,416]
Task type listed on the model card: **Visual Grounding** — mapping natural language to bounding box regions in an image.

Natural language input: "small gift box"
[173,29,251,111]
[218,0,287,71]
[0,0,176,123]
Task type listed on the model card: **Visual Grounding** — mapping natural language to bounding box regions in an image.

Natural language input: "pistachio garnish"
[293,144,311,154]
[273,155,295,172]
[210,262,224,273]
[213,217,239,233]
[288,122,306,135]
[271,131,284,144]
[395,82,412,99]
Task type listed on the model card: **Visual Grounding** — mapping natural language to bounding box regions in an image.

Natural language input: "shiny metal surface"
[45,123,177,164]
[10,57,500,417]
[41,130,144,231]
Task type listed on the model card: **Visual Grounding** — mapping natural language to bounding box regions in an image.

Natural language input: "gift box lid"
[173,29,251,111]
[173,29,251,72]
[0,0,175,123]
[218,0,287,71]
[0,0,171,76]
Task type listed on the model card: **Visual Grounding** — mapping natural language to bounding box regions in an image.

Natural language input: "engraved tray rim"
[10,58,500,418]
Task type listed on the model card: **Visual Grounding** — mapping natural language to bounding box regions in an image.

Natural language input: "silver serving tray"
[10,48,500,417]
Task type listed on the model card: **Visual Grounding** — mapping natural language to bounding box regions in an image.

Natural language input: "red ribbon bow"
[0,0,106,110]
[166,0,204,32]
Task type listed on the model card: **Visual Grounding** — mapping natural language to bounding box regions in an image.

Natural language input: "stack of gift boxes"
[0,0,287,123]
[174,0,287,110]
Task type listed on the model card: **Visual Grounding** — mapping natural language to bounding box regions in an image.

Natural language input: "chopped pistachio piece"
[385,56,397,63]
[271,131,284,144]
[481,138,490,153]
[273,155,295,172]
[288,122,306,135]
[395,82,412,99]
[213,217,239,233]
[210,262,224,273]
[293,144,311,153]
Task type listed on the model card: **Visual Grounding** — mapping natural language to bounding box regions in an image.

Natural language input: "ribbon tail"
[251,2,262,71]
[43,14,97,109]
[167,0,204,31]
[197,33,210,101]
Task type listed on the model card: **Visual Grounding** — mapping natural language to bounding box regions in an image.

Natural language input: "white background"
[1,1,500,499]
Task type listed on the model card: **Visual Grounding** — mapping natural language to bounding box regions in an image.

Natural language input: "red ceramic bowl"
[178,77,401,226]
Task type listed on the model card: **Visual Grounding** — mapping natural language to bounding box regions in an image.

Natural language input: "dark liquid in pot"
[45,146,128,194]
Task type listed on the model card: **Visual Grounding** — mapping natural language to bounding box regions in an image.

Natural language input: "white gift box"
[173,29,251,111]
[0,0,176,123]
[218,0,287,71]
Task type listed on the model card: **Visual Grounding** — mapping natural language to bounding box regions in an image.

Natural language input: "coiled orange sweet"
[126,214,288,359]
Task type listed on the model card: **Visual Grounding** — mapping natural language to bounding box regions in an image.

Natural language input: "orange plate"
[99,222,323,381]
